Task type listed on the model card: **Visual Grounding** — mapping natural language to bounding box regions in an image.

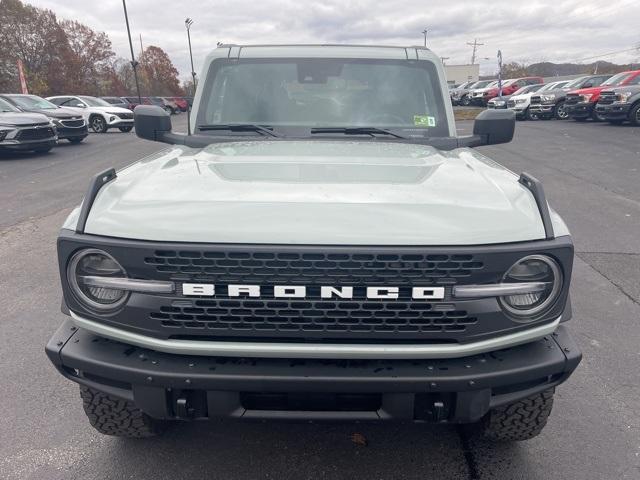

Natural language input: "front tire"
[90,115,107,133]
[480,389,554,442]
[591,109,604,122]
[119,126,133,132]
[79,386,165,438]
[629,103,640,126]
[554,102,569,120]
[525,108,537,121]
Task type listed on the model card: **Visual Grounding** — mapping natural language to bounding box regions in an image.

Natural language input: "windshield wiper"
[198,124,280,137]
[310,126,406,139]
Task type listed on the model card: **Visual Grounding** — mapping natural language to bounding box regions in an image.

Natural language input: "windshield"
[7,95,58,110]
[539,82,563,92]
[0,97,20,113]
[563,77,587,89]
[602,72,634,87]
[469,80,493,89]
[79,96,111,107]
[198,58,449,137]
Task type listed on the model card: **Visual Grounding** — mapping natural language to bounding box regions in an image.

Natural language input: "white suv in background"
[46,95,134,133]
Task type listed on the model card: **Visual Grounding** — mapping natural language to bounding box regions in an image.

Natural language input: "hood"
[570,86,606,96]
[20,107,79,119]
[510,93,534,101]
[600,85,640,94]
[0,111,50,126]
[77,140,561,246]
[90,106,132,113]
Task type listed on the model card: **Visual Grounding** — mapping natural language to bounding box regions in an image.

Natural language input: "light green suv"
[47,45,581,442]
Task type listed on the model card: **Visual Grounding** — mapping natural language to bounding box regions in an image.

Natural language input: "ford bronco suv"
[46,45,581,442]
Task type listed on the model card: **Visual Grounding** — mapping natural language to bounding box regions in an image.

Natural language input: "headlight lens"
[515,98,527,104]
[67,249,128,312]
[616,92,632,103]
[540,95,555,102]
[500,255,562,320]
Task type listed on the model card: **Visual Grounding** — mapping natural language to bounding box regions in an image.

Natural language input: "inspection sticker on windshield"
[414,115,436,127]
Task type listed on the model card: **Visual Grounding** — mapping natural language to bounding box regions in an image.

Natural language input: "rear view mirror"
[472,109,515,145]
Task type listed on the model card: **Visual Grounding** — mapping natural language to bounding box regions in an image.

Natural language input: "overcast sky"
[30,0,640,79]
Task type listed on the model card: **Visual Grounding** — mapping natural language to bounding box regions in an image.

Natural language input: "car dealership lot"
[1,118,639,479]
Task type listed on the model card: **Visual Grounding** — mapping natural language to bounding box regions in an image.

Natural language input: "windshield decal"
[414,115,435,127]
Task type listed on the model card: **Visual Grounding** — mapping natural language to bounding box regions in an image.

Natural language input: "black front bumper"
[57,125,89,140]
[0,139,57,151]
[565,102,595,119]
[595,103,631,120]
[46,319,581,423]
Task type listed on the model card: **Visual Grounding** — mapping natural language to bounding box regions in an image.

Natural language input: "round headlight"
[499,255,562,320]
[67,249,128,312]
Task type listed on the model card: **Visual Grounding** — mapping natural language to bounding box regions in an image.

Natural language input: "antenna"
[467,39,484,65]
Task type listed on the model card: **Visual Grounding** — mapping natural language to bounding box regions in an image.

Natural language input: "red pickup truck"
[481,76,544,104]
[565,70,640,121]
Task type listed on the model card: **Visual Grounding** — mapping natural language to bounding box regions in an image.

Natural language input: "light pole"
[422,29,428,47]
[185,18,197,94]
[122,0,142,103]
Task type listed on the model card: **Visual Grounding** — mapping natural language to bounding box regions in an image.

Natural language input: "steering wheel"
[362,113,405,125]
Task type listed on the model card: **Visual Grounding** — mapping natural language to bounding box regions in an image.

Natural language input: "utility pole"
[422,29,428,47]
[139,34,144,56]
[467,39,484,65]
[122,0,142,103]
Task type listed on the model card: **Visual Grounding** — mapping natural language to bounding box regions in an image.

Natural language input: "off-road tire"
[118,126,133,132]
[481,389,554,442]
[629,103,640,126]
[79,385,165,438]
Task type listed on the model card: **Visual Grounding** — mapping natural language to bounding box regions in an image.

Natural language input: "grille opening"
[240,392,382,412]
[165,334,460,344]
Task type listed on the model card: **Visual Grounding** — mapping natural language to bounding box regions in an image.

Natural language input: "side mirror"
[135,105,192,145]
[472,109,515,145]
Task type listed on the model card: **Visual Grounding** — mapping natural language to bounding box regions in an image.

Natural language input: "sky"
[29,0,640,80]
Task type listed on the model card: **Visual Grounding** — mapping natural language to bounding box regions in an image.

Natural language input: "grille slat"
[15,126,55,141]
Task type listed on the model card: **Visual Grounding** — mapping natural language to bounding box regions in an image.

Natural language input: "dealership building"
[444,64,480,86]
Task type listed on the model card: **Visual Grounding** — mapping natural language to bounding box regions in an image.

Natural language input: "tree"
[500,61,530,78]
[139,46,183,96]
[59,19,115,95]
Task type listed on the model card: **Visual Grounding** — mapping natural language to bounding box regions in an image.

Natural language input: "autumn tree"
[139,46,183,96]
[59,19,115,95]
[499,62,530,78]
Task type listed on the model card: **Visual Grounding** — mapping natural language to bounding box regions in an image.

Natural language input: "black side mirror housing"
[135,105,173,142]
[472,109,515,145]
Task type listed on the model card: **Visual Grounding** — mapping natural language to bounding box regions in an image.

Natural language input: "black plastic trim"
[519,172,554,240]
[75,168,117,234]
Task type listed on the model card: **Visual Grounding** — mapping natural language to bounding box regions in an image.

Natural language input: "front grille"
[151,299,477,335]
[58,235,574,345]
[116,112,133,119]
[597,91,616,105]
[507,100,516,108]
[15,126,55,141]
[61,119,85,128]
[145,250,483,284]
[565,93,580,105]
[530,96,541,105]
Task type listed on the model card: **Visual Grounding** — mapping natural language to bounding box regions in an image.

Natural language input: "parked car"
[101,96,131,110]
[595,81,640,126]
[506,81,570,120]
[465,80,498,106]
[160,97,181,114]
[564,70,640,122]
[449,81,474,105]
[0,97,57,153]
[171,97,189,112]
[478,77,544,106]
[0,94,88,144]
[529,75,612,120]
[144,96,173,114]
[47,44,581,443]
[486,83,544,113]
[46,95,134,133]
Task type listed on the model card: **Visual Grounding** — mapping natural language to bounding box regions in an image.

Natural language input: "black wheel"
[461,95,471,107]
[480,389,554,442]
[33,145,53,153]
[79,386,165,438]
[90,115,107,133]
[591,109,604,122]
[554,102,569,120]
[68,137,85,144]
[525,108,537,121]
[119,126,133,132]
[629,103,640,126]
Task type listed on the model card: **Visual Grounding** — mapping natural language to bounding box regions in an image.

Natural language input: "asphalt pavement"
[1,115,639,479]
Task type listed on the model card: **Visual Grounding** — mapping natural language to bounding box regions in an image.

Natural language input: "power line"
[467,39,484,65]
